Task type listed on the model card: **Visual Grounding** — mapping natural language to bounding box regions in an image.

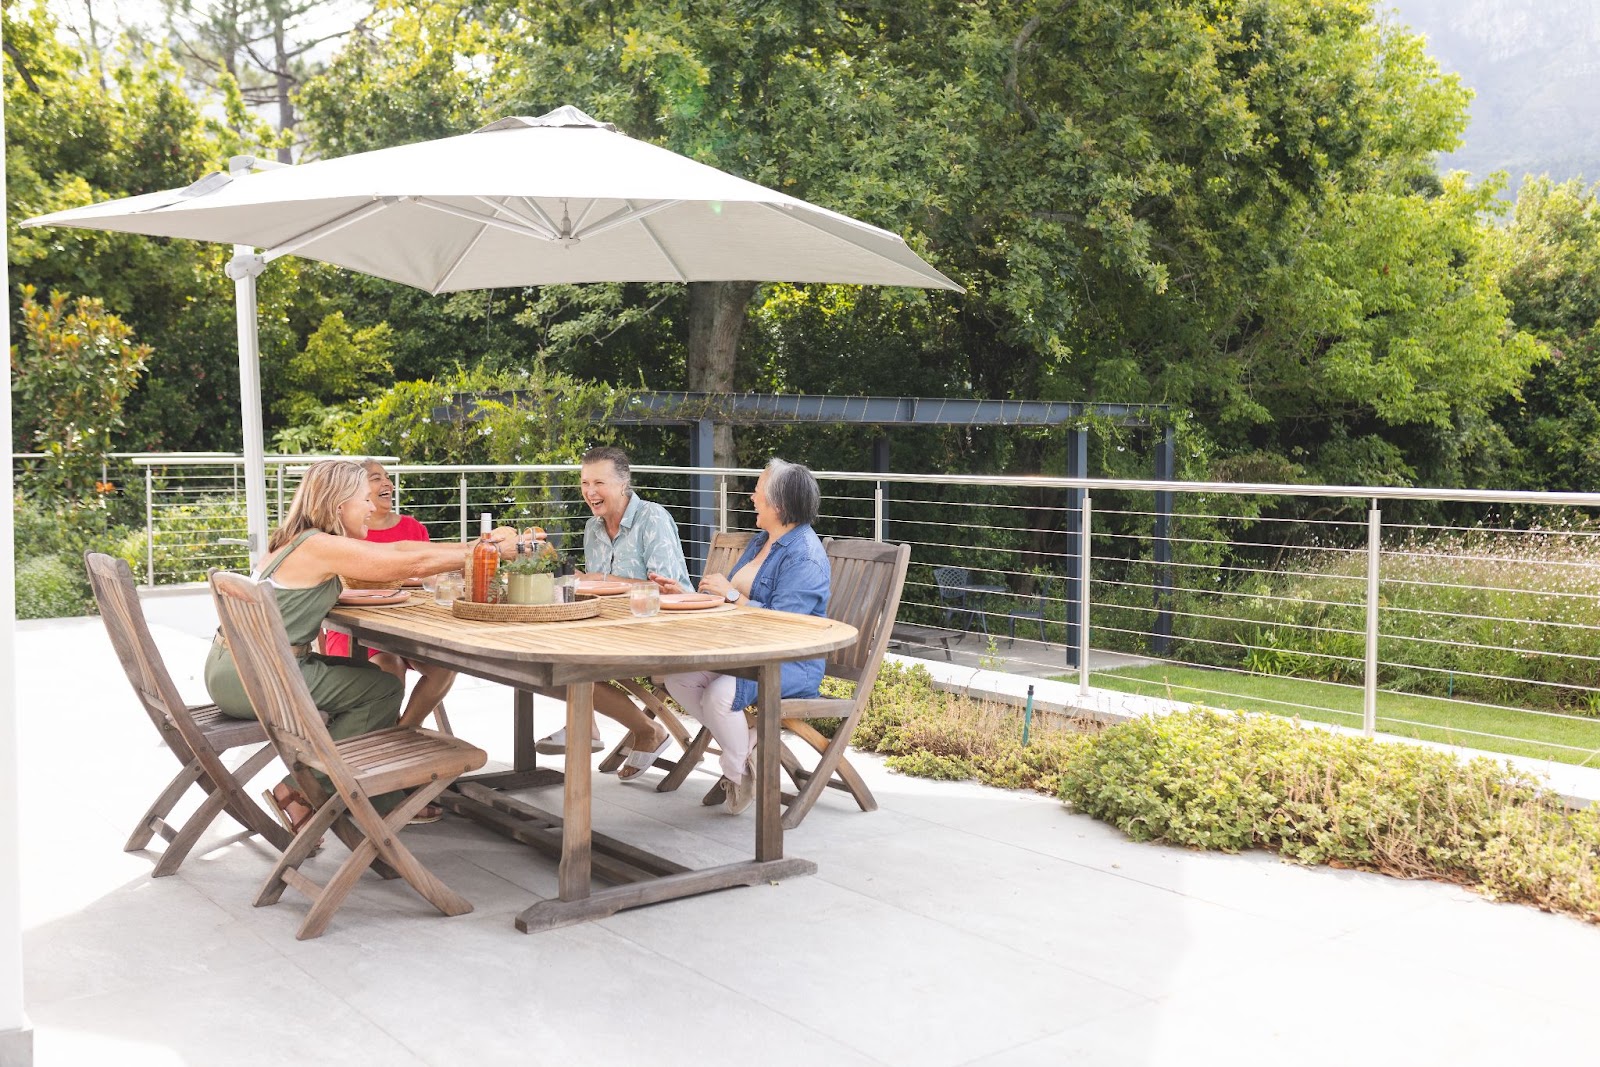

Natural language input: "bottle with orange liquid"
[471,512,501,603]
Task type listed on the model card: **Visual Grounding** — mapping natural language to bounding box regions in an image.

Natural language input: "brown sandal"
[264,786,324,851]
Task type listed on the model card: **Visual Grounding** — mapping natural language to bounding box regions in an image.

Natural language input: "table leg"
[559,681,594,901]
[755,662,783,862]
[513,687,537,772]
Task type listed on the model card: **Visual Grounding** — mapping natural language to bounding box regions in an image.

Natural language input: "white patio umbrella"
[22,105,961,559]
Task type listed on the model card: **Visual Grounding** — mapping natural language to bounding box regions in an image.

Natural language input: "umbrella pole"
[226,245,270,567]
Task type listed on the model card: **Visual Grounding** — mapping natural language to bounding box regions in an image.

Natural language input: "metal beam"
[437,391,1165,429]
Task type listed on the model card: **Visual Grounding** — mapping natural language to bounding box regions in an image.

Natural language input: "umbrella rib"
[258,198,397,263]
[575,200,681,241]
[517,197,564,236]
[568,198,599,234]
[472,195,558,240]
[413,197,561,242]
[633,202,688,282]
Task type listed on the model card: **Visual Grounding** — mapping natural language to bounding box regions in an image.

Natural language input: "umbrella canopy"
[25,106,960,293]
[22,105,960,560]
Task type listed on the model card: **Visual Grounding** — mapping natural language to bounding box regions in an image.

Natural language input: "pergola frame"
[442,391,1176,663]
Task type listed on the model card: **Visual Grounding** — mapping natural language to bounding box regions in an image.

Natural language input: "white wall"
[1,76,32,1062]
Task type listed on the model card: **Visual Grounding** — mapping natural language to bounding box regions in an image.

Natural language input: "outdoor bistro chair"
[209,569,487,940]
[933,565,1006,635]
[85,552,292,875]
[671,538,912,829]
[597,531,756,777]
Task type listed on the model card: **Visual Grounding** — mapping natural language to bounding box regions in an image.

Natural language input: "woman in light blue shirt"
[653,458,830,814]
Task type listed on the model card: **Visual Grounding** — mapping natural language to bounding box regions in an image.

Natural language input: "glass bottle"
[471,512,501,603]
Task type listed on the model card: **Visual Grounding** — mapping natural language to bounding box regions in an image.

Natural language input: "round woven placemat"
[450,597,600,623]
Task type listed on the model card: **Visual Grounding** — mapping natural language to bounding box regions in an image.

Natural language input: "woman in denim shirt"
[651,458,830,814]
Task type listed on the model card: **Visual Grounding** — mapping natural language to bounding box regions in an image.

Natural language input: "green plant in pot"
[501,548,562,605]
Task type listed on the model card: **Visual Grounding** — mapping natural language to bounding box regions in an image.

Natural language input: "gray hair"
[764,457,819,527]
[581,445,631,486]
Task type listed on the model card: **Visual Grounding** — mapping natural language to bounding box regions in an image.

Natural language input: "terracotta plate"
[399,577,426,587]
[576,580,632,596]
[337,589,410,606]
[659,592,726,611]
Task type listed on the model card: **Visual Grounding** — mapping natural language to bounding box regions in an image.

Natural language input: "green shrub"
[1059,709,1600,921]
[15,555,91,619]
[11,493,144,618]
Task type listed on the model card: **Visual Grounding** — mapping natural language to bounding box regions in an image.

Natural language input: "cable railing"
[15,452,1600,766]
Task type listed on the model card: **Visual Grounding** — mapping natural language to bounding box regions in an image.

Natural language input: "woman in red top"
[324,459,458,726]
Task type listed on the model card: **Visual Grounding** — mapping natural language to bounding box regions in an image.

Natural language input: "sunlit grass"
[1086,663,1600,767]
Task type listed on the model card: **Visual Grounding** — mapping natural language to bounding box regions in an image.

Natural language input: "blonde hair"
[268,459,367,551]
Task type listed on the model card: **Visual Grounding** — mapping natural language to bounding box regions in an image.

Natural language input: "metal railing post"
[873,481,884,542]
[144,466,155,587]
[717,475,729,533]
[1364,499,1381,737]
[458,474,470,543]
[276,464,285,523]
[1078,493,1093,697]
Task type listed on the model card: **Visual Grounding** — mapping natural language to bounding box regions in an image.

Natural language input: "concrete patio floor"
[14,589,1598,1066]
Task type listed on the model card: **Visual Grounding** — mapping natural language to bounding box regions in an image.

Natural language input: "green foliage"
[274,311,395,428]
[10,493,145,618]
[131,495,249,584]
[3,0,301,454]
[1494,177,1600,492]
[14,556,90,620]
[1059,709,1600,921]
[11,286,151,499]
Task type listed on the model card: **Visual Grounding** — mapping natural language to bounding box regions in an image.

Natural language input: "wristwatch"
[724,586,741,603]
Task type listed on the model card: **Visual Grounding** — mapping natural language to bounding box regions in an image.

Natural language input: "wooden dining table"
[325,592,858,933]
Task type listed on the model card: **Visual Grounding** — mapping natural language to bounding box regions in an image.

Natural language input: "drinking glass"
[628,582,660,617]
[434,571,465,607]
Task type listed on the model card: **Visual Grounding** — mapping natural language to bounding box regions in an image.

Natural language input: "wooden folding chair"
[209,570,487,940]
[597,531,756,777]
[670,539,911,829]
[85,552,292,875]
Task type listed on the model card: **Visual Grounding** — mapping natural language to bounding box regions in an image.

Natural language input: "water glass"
[434,571,465,607]
[628,582,660,617]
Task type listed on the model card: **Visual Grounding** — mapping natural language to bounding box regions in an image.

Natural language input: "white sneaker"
[534,726,605,755]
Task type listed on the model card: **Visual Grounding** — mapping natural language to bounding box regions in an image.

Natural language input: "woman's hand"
[698,572,733,599]
[649,573,684,595]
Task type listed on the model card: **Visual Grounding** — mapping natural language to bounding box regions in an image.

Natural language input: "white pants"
[662,671,755,782]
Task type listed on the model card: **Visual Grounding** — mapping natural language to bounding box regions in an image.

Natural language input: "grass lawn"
[1081,663,1600,767]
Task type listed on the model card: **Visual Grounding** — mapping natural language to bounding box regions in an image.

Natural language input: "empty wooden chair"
[669,538,912,829]
[85,552,291,876]
[209,569,487,940]
[597,530,755,777]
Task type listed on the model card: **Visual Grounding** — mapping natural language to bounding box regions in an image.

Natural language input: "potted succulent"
[500,546,562,605]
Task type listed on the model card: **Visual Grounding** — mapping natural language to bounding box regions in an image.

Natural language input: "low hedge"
[847,664,1600,922]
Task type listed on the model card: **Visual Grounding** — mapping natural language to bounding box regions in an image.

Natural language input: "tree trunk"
[272,9,295,163]
[686,281,757,467]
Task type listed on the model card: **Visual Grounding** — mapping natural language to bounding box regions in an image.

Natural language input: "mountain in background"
[1387,0,1600,193]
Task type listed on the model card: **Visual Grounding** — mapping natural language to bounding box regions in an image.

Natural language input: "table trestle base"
[439,781,693,886]
[514,856,818,933]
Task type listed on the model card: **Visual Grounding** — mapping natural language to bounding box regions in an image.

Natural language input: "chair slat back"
[209,570,343,776]
[704,531,755,579]
[85,552,199,742]
[821,539,911,690]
